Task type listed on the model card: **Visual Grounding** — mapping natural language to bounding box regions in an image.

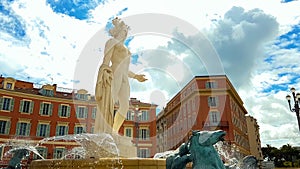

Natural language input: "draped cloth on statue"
[94,65,114,134]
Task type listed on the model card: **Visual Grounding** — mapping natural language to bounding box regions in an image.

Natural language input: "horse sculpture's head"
[194,130,226,146]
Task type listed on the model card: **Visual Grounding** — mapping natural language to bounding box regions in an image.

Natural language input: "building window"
[56,125,68,136]
[139,128,150,140]
[16,122,31,136]
[58,105,70,117]
[54,148,65,159]
[138,148,150,158]
[76,106,87,119]
[206,81,217,88]
[209,111,220,125]
[0,97,14,111]
[39,89,54,97]
[90,126,94,134]
[39,103,53,116]
[139,111,149,121]
[92,107,97,119]
[34,147,48,159]
[126,111,134,121]
[74,126,85,134]
[6,83,12,89]
[208,96,218,107]
[75,94,88,100]
[124,128,132,137]
[36,123,50,137]
[0,120,10,134]
[19,100,34,114]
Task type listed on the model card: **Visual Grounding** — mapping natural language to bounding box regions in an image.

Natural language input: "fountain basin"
[30,158,166,169]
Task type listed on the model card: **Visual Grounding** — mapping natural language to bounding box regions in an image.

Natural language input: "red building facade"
[156,75,250,157]
[0,76,156,166]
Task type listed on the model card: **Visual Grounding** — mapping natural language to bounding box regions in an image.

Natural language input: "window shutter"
[40,103,44,115]
[58,105,62,116]
[0,97,3,110]
[46,125,50,137]
[29,101,34,114]
[66,126,69,135]
[5,121,10,134]
[39,89,46,95]
[49,90,54,97]
[208,97,211,106]
[216,97,219,106]
[146,129,150,139]
[54,149,57,159]
[56,126,59,136]
[26,123,31,136]
[16,122,20,135]
[36,124,41,136]
[76,106,79,117]
[67,106,71,117]
[19,100,24,112]
[84,107,88,118]
[10,98,14,111]
[74,126,78,134]
[49,104,53,116]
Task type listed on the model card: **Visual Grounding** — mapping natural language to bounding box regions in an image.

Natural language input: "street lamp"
[286,87,300,131]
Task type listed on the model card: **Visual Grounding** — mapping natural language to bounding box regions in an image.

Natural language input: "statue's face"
[117,28,128,40]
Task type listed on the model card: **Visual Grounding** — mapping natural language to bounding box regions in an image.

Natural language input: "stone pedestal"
[30,158,166,169]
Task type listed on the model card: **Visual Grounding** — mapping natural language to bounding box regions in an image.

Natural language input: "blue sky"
[1,0,300,149]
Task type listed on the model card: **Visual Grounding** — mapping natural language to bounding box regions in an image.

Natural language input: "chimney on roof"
[53,84,57,95]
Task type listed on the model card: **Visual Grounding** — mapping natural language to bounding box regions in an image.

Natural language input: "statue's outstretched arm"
[128,71,147,82]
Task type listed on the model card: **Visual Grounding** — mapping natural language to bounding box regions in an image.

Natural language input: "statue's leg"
[112,81,129,132]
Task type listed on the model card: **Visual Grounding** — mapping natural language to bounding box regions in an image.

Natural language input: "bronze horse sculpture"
[166,130,258,169]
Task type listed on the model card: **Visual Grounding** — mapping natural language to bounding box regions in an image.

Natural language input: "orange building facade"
[156,75,250,158]
[0,76,156,166]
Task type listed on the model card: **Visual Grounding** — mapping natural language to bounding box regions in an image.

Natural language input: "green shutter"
[40,103,44,115]
[5,121,10,134]
[146,129,150,139]
[19,100,24,112]
[29,101,34,114]
[216,97,219,106]
[49,104,53,116]
[10,98,14,111]
[84,107,88,118]
[66,126,69,135]
[208,97,211,106]
[16,122,20,135]
[36,124,41,136]
[56,126,59,136]
[0,97,3,110]
[67,106,71,117]
[26,123,31,136]
[58,105,62,116]
[74,126,77,134]
[92,107,96,119]
[46,125,50,137]
[49,90,54,97]
[76,106,79,118]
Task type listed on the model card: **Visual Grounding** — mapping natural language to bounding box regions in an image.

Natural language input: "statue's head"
[196,130,226,146]
[109,17,129,39]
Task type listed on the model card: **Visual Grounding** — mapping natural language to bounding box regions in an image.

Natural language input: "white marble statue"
[95,17,147,134]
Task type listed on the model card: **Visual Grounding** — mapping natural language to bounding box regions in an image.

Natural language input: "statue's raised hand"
[134,74,147,82]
